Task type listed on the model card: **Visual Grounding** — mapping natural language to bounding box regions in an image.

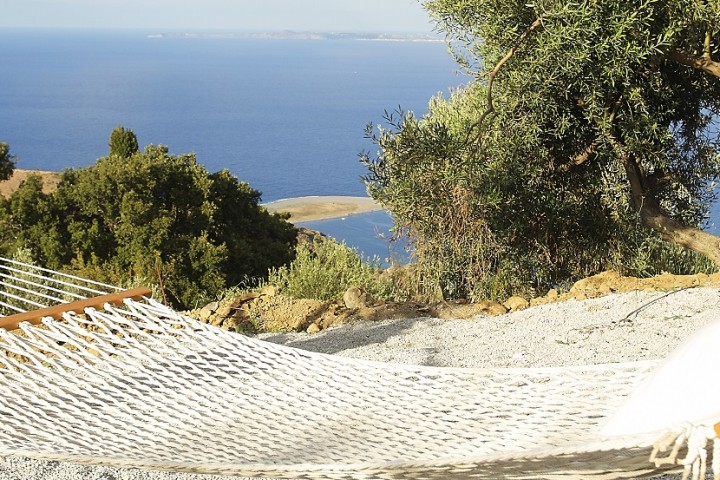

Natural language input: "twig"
[464,15,546,145]
[616,287,694,323]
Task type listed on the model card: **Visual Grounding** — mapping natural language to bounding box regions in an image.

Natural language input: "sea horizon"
[0,28,457,260]
[3,28,717,258]
[0,29,464,203]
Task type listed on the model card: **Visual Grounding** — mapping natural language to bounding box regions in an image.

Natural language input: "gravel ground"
[259,287,720,368]
[2,287,720,480]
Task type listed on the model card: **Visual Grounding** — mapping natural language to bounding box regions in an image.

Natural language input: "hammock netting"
[0,257,710,479]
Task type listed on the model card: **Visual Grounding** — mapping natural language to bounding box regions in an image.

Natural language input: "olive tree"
[362,0,719,300]
[426,0,720,260]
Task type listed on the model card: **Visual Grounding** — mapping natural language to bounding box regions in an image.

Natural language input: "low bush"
[268,238,391,302]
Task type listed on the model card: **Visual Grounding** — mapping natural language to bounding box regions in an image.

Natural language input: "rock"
[306,323,321,334]
[230,292,259,306]
[215,306,233,318]
[476,300,509,316]
[197,301,219,322]
[259,285,279,297]
[292,317,307,331]
[504,296,529,311]
[209,314,224,327]
[530,296,553,307]
[320,316,338,330]
[572,291,587,301]
[438,300,508,319]
[223,316,251,332]
[296,227,328,246]
[546,289,559,301]
[343,287,372,309]
[570,271,624,297]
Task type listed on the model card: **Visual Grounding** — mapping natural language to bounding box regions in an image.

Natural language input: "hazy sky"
[0,0,435,32]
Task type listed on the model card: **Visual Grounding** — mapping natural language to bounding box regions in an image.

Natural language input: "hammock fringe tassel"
[652,425,720,480]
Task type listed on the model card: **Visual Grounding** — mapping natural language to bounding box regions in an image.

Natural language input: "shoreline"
[262,195,382,223]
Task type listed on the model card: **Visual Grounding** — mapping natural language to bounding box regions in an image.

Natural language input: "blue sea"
[2,29,718,263]
[0,29,465,261]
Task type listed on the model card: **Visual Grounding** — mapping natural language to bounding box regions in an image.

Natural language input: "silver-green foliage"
[362,0,719,301]
[268,238,389,302]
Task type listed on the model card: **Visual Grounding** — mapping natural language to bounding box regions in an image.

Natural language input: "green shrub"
[268,238,389,302]
[0,128,297,309]
[362,0,720,301]
[624,236,717,278]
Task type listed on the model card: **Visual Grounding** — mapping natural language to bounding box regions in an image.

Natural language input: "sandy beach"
[262,195,382,223]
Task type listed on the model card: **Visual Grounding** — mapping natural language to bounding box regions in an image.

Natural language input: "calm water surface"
[0,29,464,201]
[2,29,718,258]
[0,29,467,259]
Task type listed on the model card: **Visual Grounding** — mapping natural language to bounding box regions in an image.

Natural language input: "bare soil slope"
[0,169,61,197]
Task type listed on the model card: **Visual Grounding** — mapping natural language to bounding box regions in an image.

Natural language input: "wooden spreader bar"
[0,287,152,331]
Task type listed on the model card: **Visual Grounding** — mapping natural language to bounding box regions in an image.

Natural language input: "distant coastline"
[4,33,460,200]
[0,169,60,197]
[147,31,443,42]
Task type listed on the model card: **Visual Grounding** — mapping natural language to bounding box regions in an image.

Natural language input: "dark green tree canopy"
[0,143,16,182]
[108,126,139,159]
[0,130,297,309]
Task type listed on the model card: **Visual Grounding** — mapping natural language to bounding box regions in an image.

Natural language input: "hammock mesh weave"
[0,258,688,479]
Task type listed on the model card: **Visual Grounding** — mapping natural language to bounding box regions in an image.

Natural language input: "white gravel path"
[2,287,720,479]
[259,287,720,368]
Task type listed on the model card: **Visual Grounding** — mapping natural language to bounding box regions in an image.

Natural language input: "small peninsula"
[263,196,382,223]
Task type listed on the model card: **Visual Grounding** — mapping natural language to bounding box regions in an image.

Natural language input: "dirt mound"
[188,287,435,334]
[541,270,720,304]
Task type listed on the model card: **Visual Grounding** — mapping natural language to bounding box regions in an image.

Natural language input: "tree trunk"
[664,48,720,78]
[627,44,720,265]
[623,156,720,266]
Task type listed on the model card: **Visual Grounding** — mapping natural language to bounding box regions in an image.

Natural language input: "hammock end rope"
[0,287,152,331]
[651,423,720,480]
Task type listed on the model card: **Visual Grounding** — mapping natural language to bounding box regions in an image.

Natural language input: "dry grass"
[0,169,61,197]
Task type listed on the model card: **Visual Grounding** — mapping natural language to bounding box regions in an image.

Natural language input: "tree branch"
[557,142,597,173]
[623,156,720,265]
[465,15,546,143]
[704,30,712,59]
[663,47,720,78]
[607,130,720,265]
[557,98,620,173]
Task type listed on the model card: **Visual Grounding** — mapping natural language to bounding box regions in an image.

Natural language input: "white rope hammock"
[0,258,715,479]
